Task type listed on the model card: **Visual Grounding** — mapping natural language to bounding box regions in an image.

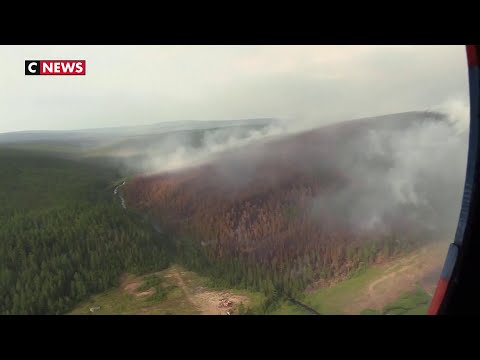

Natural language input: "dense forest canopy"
[1,111,465,314]
[124,113,460,298]
[0,149,170,315]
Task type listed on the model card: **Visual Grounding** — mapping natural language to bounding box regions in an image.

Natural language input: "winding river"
[113,180,127,209]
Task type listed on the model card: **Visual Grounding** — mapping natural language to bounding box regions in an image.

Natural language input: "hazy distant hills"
[0,112,446,146]
[0,118,277,145]
[0,118,279,159]
[0,111,450,172]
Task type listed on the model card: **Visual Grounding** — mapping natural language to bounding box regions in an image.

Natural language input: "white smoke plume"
[309,100,469,238]
[433,97,470,134]
[117,120,288,175]
[111,96,469,244]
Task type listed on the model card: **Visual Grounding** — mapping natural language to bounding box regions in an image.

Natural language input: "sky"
[0,45,470,133]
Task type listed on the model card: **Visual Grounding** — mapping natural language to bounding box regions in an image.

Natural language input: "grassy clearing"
[302,266,385,314]
[70,285,199,315]
[301,242,447,315]
[70,269,198,315]
[233,290,266,311]
[360,309,381,315]
[362,287,431,315]
[383,287,431,315]
[172,265,267,311]
[269,301,312,315]
[70,265,265,315]
[137,274,162,292]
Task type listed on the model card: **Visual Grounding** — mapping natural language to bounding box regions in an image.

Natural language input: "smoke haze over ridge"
[122,102,469,244]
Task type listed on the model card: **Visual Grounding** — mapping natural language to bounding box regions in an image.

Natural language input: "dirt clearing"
[343,241,450,314]
[74,266,254,315]
[164,266,250,315]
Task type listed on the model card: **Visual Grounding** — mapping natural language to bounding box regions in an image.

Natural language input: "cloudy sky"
[0,45,469,133]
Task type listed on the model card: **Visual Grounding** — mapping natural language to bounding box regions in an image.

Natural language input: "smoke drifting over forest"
[116,119,288,175]
[124,101,470,272]
[308,109,468,238]
[120,99,468,243]
[1,45,471,314]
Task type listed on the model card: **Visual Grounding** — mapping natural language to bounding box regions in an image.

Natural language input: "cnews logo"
[25,60,86,75]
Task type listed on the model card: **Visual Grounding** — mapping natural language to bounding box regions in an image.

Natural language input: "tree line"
[0,204,170,314]
[0,149,171,314]
[125,169,434,308]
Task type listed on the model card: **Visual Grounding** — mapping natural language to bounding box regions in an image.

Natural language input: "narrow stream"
[113,180,127,209]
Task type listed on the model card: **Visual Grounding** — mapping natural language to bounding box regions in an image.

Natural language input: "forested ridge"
[0,149,170,314]
[0,111,451,315]
[127,174,427,306]
[124,118,442,306]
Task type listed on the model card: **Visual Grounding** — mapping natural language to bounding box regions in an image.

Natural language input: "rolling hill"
[1,112,465,314]
[123,111,464,298]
